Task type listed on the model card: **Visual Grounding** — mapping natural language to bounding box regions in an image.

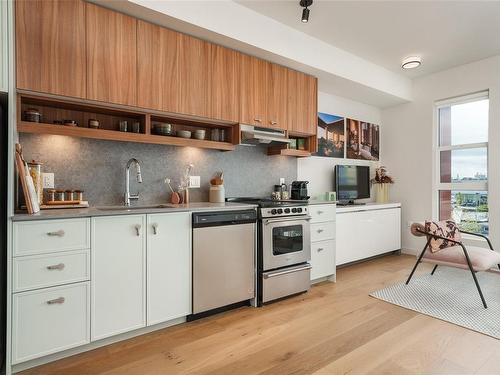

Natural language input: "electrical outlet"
[189,176,201,188]
[279,177,285,185]
[42,173,54,189]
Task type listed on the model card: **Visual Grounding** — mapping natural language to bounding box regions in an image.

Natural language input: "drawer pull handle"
[152,223,158,235]
[317,247,324,252]
[47,297,65,305]
[135,224,141,236]
[317,210,324,214]
[46,230,65,237]
[254,118,262,122]
[317,229,324,233]
[47,263,65,271]
[270,121,278,125]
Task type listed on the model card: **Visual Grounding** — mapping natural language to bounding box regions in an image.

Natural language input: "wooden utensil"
[170,192,180,204]
[15,144,39,214]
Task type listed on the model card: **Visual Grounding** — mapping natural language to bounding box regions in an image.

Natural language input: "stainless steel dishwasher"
[191,209,257,317]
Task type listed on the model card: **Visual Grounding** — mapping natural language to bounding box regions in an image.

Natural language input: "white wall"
[382,55,500,252]
[297,91,382,200]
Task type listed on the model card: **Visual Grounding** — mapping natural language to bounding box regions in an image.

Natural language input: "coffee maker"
[291,181,309,200]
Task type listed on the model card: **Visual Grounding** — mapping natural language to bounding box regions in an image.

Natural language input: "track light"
[300,0,313,23]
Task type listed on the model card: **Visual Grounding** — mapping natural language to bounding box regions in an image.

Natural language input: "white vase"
[375,183,390,203]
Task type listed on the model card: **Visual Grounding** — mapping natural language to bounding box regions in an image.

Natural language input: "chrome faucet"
[124,158,142,206]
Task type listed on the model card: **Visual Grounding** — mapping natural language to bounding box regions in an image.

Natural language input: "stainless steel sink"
[95,204,175,211]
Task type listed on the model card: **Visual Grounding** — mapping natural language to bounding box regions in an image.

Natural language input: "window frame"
[432,91,489,222]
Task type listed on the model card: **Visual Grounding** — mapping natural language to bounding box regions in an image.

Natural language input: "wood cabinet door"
[146,212,191,326]
[288,70,317,135]
[178,34,210,117]
[137,21,179,113]
[16,0,86,98]
[91,215,146,341]
[86,3,137,106]
[239,54,268,126]
[209,45,240,122]
[267,63,288,130]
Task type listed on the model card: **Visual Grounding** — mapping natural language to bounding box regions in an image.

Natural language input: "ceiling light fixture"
[401,56,422,69]
[300,0,313,23]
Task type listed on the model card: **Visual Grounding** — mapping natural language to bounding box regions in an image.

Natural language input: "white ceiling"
[237,0,500,78]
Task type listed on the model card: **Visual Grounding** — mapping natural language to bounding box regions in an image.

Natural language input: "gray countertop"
[12,202,258,221]
[307,200,337,205]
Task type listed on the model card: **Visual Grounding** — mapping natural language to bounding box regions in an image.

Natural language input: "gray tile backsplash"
[20,134,297,206]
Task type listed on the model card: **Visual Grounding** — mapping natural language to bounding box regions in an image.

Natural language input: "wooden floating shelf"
[18,122,236,151]
[267,148,311,157]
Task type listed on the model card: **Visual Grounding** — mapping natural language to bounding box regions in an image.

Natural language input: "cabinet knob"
[134,224,141,236]
[254,118,262,123]
[317,210,324,214]
[47,263,65,271]
[317,247,324,252]
[317,229,324,233]
[270,121,278,125]
[47,297,65,305]
[46,230,65,237]
[152,223,158,235]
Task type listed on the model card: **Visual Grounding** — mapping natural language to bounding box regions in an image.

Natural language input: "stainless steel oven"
[262,216,311,270]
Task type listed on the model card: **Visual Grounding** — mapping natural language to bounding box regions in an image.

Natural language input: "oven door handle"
[264,216,311,225]
[263,264,312,279]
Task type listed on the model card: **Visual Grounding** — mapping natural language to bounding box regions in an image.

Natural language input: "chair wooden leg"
[406,239,430,285]
[431,265,438,275]
[461,244,487,308]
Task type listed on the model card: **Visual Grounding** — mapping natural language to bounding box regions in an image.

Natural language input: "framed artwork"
[315,112,345,158]
[346,118,379,161]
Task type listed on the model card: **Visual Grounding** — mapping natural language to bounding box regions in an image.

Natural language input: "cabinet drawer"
[13,250,90,293]
[13,218,90,256]
[12,282,90,364]
[311,222,335,242]
[310,240,335,280]
[310,204,336,223]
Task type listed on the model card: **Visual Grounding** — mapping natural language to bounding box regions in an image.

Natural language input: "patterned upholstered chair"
[407,221,500,308]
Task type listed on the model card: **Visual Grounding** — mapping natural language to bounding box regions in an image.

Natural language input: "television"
[334,165,370,205]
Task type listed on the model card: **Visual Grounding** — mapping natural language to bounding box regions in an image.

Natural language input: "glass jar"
[47,189,56,203]
[27,160,43,205]
[55,190,65,201]
[74,190,84,201]
[65,190,74,201]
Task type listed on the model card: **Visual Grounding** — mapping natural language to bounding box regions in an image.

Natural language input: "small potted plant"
[371,166,394,203]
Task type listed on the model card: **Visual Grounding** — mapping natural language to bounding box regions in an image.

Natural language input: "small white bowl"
[177,130,192,139]
[194,130,206,140]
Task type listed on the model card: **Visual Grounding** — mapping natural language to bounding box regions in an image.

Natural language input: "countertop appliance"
[334,165,370,205]
[191,209,257,319]
[226,198,311,305]
[291,181,310,201]
[239,124,291,145]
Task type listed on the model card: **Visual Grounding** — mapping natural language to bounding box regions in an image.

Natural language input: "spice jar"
[24,108,42,123]
[47,189,56,203]
[74,190,84,201]
[27,160,43,205]
[55,190,65,201]
[65,190,74,201]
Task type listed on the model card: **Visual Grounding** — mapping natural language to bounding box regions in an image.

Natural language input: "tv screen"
[335,165,370,201]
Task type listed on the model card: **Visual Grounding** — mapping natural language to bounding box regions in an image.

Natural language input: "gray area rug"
[370,267,500,339]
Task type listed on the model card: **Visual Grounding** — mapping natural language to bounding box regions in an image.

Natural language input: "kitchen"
[1,1,411,374]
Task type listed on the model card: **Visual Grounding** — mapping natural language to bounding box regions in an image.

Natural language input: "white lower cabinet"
[91,215,147,341]
[12,282,90,364]
[309,204,336,282]
[147,212,191,326]
[336,207,401,265]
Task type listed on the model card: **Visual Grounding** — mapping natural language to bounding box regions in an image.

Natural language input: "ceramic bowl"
[177,130,192,139]
[193,129,206,140]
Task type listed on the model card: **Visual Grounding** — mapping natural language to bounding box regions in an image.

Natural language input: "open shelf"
[17,93,237,151]
[267,148,311,157]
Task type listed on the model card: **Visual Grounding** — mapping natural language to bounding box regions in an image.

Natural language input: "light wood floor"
[21,254,500,375]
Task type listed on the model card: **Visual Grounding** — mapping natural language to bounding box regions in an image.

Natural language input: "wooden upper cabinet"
[137,21,179,113]
[178,34,210,118]
[239,54,268,127]
[208,45,240,122]
[16,0,86,98]
[267,63,288,130]
[287,70,317,136]
[86,3,137,106]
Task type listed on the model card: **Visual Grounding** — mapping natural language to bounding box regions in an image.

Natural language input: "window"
[434,92,489,235]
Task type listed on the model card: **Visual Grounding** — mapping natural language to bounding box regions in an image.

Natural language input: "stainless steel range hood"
[240,124,291,145]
